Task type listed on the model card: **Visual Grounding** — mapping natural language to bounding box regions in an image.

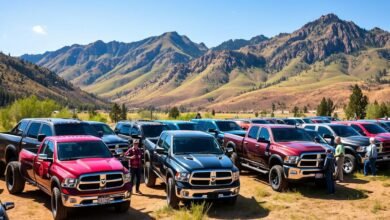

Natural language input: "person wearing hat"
[323,148,336,194]
[364,137,378,176]
[125,139,143,194]
[334,136,345,182]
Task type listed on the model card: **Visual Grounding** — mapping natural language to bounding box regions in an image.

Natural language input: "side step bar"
[240,163,268,174]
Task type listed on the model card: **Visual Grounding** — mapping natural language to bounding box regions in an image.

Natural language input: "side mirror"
[37,134,46,142]
[225,147,234,155]
[314,137,321,143]
[3,202,15,210]
[322,134,333,139]
[38,153,52,162]
[156,146,167,155]
[98,131,104,137]
[16,128,23,136]
[114,129,119,135]
[208,128,218,133]
[257,137,270,143]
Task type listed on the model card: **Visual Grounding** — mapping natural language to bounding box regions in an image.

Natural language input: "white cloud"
[32,25,47,35]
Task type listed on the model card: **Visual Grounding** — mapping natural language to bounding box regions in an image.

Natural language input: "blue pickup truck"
[143,131,240,208]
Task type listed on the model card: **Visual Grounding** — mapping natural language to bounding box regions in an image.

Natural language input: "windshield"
[215,121,242,131]
[271,128,313,142]
[173,137,223,154]
[91,124,115,135]
[55,124,98,136]
[177,123,196,130]
[362,124,387,134]
[329,125,360,137]
[57,141,112,160]
[305,130,327,144]
[251,120,269,124]
[380,122,390,131]
[142,125,167,138]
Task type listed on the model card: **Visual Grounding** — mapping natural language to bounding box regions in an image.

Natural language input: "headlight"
[284,156,300,164]
[175,172,190,182]
[61,178,78,188]
[232,171,240,181]
[124,173,131,183]
[356,146,368,153]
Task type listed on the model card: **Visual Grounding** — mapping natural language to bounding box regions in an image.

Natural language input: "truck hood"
[341,136,369,147]
[58,158,124,177]
[375,133,390,142]
[275,141,326,156]
[101,135,128,145]
[173,154,233,171]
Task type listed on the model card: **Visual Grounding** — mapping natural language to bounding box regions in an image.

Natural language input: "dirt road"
[1,171,389,219]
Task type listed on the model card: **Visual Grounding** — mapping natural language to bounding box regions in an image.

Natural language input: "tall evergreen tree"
[316,97,327,116]
[168,106,180,119]
[109,103,121,123]
[120,104,127,120]
[345,84,369,119]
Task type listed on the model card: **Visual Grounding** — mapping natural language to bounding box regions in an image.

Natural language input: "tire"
[269,165,287,192]
[231,152,243,171]
[144,160,156,187]
[343,154,356,175]
[166,177,180,209]
[314,178,326,188]
[51,187,68,220]
[225,196,237,206]
[5,161,25,194]
[114,201,130,213]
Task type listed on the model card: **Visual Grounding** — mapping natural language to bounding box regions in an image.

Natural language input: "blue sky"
[1,0,389,56]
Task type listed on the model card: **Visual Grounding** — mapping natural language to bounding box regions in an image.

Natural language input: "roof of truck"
[22,118,83,124]
[46,135,102,143]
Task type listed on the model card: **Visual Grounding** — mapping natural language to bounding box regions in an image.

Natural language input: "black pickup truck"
[0,118,99,175]
[143,131,240,208]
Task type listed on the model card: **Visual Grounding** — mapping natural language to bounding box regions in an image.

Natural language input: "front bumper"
[283,165,324,180]
[61,191,131,208]
[175,185,240,200]
[357,153,390,164]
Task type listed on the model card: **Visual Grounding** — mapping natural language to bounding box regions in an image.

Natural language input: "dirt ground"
[0,170,389,220]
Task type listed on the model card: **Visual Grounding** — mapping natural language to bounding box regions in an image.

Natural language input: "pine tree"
[345,84,369,119]
[120,104,127,120]
[292,106,300,117]
[316,97,327,116]
[168,106,180,119]
[109,103,121,123]
[211,109,216,116]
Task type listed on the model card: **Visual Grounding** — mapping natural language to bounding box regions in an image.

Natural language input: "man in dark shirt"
[125,139,143,194]
[323,149,336,194]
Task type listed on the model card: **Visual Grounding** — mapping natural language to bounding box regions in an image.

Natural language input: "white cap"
[369,137,375,143]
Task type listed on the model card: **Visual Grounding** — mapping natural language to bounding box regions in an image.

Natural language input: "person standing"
[364,137,378,176]
[125,139,143,194]
[323,149,336,194]
[334,136,345,182]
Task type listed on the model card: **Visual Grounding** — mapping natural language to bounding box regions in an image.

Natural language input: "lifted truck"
[224,124,326,192]
[5,135,131,220]
[143,131,240,208]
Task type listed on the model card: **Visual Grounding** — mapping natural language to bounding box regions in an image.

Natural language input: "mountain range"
[0,53,107,108]
[21,14,390,111]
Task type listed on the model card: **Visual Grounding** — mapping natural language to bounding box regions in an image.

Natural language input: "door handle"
[36,144,40,147]
[255,144,259,147]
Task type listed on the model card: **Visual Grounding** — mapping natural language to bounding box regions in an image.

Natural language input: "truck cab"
[143,131,239,208]
[191,119,245,144]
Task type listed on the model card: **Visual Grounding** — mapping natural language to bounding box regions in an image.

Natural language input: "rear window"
[54,123,98,136]
[177,123,196,130]
[142,125,167,138]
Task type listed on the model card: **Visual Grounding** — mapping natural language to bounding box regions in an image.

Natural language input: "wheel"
[231,152,243,171]
[225,196,237,206]
[51,187,69,220]
[343,154,356,175]
[166,177,180,209]
[5,161,25,194]
[269,165,287,192]
[114,201,130,213]
[144,160,156,187]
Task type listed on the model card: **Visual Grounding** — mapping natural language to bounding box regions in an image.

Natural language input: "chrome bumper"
[176,186,240,199]
[61,191,131,208]
[283,165,324,180]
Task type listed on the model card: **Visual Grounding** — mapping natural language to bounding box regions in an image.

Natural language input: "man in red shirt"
[125,139,143,194]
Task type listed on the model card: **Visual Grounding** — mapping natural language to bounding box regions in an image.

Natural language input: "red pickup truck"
[5,135,131,220]
[224,124,326,191]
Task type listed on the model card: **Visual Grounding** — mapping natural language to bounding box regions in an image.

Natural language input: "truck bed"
[224,132,245,152]
[19,149,37,183]
[0,133,22,162]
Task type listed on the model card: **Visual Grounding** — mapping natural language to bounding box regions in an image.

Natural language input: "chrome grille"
[77,172,124,191]
[379,143,390,153]
[189,170,233,186]
[298,153,325,168]
[107,144,129,153]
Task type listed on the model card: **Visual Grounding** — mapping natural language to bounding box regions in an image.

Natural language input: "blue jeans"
[364,158,377,176]
[325,170,335,194]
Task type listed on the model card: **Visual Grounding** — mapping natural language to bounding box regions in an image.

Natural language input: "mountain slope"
[212,35,268,51]
[0,53,107,107]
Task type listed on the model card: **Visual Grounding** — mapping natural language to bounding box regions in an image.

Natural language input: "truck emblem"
[100,174,107,188]
[210,171,217,185]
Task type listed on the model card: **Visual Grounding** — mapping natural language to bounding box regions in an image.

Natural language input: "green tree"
[333,112,339,119]
[366,101,382,119]
[316,97,328,116]
[379,102,388,117]
[345,85,369,119]
[168,106,180,119]
[254,112,259,117]
[109,103,121,123]
[260,110,267,117]
[271,103,276,114]
[292,106,300,117]
[211,109,216,116]
[326,98,335,116]
[303,105,308,113]
[120,104,127,120]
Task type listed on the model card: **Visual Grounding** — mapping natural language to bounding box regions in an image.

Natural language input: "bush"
[89,113,108,123]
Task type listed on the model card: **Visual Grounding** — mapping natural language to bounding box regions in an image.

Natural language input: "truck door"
[257,128,271,169]
[152,133,166,171]
[34,140,54,191]
[158,134,171,180]
[23,122,42,153]
[245,126,261,163]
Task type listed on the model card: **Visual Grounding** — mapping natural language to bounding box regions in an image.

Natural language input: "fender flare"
[165,168,175,181]
[268,154,283,167]
[344,146,357,155]
[50,176,61,193]
[5,145,18,163]
[225,141,237,151]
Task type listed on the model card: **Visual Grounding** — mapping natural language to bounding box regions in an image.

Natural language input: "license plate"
[315,173,323,179]
[97,196,111,204]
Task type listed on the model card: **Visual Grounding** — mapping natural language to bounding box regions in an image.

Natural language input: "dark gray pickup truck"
[0,118,98,175]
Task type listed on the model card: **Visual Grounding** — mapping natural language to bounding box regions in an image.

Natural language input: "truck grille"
[189,170,233,186]
[106,144,129,153]
[298,153,325,168]
[77,172,124,191]
[379,143,390,153]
